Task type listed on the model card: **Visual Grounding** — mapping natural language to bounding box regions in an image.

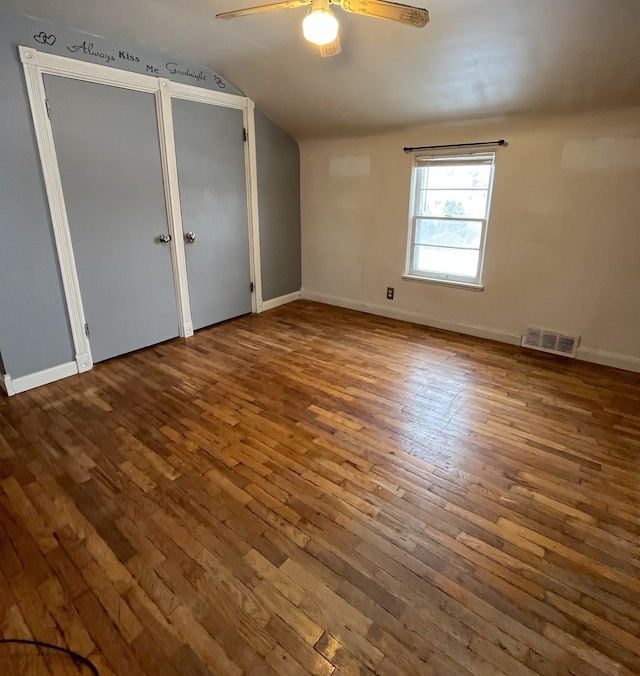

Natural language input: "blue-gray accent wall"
[255,110,302,301]
[0,7,301,382]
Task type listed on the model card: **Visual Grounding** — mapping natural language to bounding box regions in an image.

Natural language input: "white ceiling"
[4,0,640,139]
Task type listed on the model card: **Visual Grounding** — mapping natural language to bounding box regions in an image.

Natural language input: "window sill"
[402,275,484,291]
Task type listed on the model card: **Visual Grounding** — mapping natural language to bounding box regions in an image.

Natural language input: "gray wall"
[255,110,302,301]
[0,9,74,379]
[0,7,301,381]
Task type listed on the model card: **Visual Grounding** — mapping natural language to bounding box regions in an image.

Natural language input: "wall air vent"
[521,327,579,358]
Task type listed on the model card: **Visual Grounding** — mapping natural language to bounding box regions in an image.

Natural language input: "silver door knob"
[184,232,196,244]
[158,234,172,243]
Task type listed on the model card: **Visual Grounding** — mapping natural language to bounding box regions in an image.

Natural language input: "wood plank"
[0,300,637,675]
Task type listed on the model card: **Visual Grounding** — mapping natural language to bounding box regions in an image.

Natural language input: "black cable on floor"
[0,639,99,675]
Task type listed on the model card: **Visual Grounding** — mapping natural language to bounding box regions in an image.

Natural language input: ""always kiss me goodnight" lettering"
[62,40,224,88]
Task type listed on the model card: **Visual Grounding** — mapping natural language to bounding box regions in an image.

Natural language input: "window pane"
[414,163,492,217]
[427,164,491,190]
[414,245,479,277]
[415,219,482,249]
[420,189,489,218]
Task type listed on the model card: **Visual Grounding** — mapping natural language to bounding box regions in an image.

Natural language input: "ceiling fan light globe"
[302,9,339,46]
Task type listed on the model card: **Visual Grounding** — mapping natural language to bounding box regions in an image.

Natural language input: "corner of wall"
[260,290,302,312]
[1,373,15,396]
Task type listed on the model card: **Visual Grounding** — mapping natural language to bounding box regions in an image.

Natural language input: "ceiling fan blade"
[319,34,341,57]
[216,0,311,20]
[336,0,428,27]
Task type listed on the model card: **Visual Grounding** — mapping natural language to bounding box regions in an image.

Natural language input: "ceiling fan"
[216,0,429,57]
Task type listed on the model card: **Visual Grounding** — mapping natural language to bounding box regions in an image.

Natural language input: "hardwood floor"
[0,300,639,676]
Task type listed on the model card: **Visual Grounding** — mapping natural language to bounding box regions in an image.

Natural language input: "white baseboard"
[301,290,640,373]
[577,347,640,373]
[260,290,302,312]
[4,361,78,396]
[301,290,521,346]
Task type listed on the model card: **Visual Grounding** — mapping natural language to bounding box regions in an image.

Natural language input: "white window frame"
[404,152,495,289]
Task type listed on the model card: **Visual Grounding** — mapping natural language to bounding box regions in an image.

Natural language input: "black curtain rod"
[403,139,506,153]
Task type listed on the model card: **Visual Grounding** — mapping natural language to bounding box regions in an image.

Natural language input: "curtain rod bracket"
[403,139,507,153]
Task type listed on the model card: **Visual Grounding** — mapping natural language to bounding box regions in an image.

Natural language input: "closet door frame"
[19,45,262,376]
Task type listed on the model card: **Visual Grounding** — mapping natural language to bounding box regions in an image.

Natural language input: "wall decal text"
[67,41,115,64]
[30,31,229,91]
[166,62,206,83]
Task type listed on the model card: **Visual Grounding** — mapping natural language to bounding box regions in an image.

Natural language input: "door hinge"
[243,127,247,142]
[46,99,52,119]
[85,323,90,338]
[250,281,254,293]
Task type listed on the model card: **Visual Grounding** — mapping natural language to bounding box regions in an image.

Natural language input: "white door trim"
[157,79,194,337]
[20,46,159,92]
[245,100,263,313]
[20,46,92,374]
[19,45,262,376]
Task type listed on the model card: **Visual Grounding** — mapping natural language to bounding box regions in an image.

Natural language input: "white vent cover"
[521,327,579,358]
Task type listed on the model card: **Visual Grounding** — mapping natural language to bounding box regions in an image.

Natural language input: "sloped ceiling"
[2,0,640,139]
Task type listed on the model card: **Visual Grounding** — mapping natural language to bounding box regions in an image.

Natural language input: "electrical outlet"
[386,287,394,300]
